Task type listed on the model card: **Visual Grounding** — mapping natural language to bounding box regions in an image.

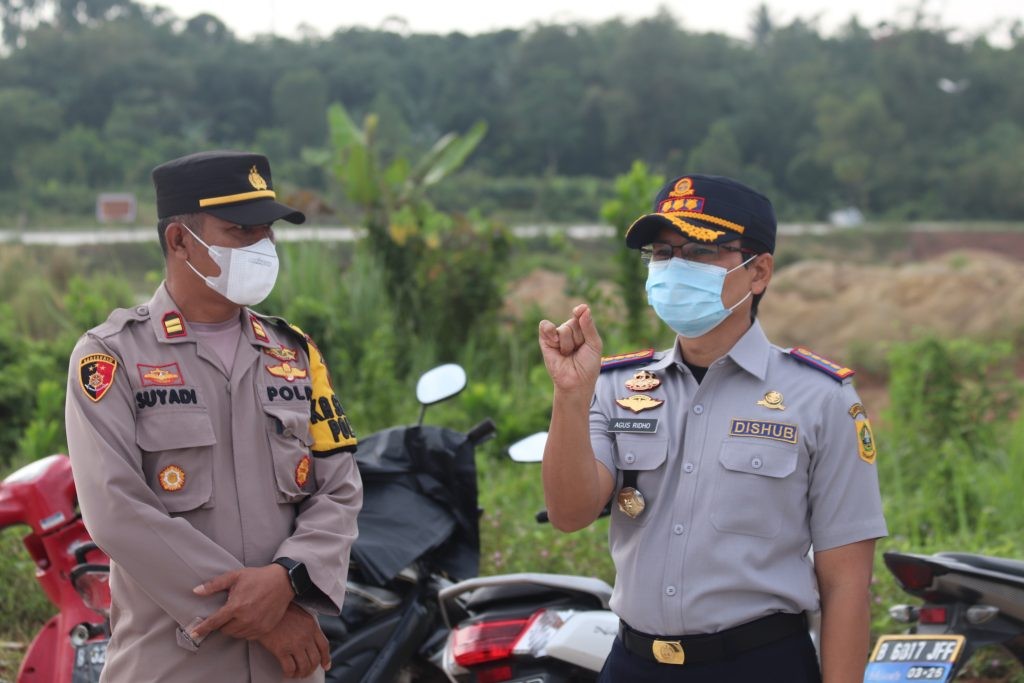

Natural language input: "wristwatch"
[273,557,313,597]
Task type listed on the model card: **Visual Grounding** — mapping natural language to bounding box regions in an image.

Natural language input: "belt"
[619,612,807,666]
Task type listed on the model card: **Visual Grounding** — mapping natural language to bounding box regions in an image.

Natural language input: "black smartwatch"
[273,557,313,597]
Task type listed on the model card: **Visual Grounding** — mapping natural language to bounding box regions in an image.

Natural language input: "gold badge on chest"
[625,370,661,392]
[757,390,786,410]
[617,487,646,518]
[616,395,664,414]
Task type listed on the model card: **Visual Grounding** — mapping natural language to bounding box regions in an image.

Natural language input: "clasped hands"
[190,564,330,678]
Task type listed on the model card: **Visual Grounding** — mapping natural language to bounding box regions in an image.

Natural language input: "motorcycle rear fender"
[543,610,618,672]
[439,573,613,627]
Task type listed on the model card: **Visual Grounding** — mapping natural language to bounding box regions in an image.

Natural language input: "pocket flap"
[613,434,669,470]
[719,441,797,478]
[136,410,216,452]
[262,402,313,447]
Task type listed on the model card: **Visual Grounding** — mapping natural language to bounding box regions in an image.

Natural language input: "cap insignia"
[159,465,186,492]
[669,178,696,197]
[138,362,184,387]
[659,196,706,214]
[266,362,308,383]
[757,391,785,411]
[248,165,268,191]
[615,394,664,414]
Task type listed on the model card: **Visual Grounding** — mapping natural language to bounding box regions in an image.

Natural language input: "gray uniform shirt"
[591,321,887,636]
[65,283,363,683]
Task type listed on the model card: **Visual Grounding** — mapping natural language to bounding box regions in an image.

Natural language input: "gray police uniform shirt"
[65,283,362,683]
[590,321,887,636]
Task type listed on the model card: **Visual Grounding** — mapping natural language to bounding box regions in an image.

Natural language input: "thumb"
[193,570,239,596]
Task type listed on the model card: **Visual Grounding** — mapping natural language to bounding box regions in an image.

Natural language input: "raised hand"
[538,303,603,396]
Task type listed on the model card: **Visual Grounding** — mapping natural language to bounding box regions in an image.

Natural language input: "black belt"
[619,612,807,665]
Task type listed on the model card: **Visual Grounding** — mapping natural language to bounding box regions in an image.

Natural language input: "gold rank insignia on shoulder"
[159,465,186,492]
[616,395,664,414]
[625,370,661,392]
[266,362,308,383]
[617,486,646,519]
[264,346,298,362]
[757,390,785,410]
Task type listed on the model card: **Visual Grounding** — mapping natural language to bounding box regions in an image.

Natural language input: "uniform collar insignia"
[250,314,270,343]
[162,311,186,338]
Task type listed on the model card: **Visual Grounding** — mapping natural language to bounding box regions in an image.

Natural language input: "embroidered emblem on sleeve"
[295,326,358,456]
[856,418,877,464]
[79,354,118,402]
[159,465,186,491]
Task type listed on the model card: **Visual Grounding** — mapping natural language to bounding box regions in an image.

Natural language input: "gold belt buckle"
[652,639,685,665]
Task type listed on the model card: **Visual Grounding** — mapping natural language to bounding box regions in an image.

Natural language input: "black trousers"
[596,630,822,683]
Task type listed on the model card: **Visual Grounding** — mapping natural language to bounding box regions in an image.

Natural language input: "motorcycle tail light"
[918,606,948,624]
[451,617,530,667]
[888,604,919,623]
[885,555,936,591]
[71,566,111,618]
[512,608,572,657]
[475,665,513,683]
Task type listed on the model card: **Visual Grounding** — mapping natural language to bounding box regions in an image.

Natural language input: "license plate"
[863,635,965,682]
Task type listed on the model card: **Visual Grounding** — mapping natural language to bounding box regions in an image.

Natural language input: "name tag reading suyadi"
[729,419,798,444]
[607,418,659,434]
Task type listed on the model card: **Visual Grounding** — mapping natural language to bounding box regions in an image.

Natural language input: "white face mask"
[182,225,280,306]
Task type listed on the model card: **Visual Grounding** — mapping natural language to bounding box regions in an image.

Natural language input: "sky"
[153,0,1021,42]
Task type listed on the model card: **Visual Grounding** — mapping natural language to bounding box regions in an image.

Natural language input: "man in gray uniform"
[65,151,362,682]
[539,174,886,682]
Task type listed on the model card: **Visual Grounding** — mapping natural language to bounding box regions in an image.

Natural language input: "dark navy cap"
[152,150,305,225]
[625,174,776,253]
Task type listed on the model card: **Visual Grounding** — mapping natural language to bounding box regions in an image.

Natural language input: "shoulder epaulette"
[788,346,855,382]
[89,306,147,339]
[600,348,655,373]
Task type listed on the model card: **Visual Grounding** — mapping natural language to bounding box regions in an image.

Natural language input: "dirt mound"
[760,250,1024,363]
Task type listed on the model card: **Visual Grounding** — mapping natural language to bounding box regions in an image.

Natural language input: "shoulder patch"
[295,326,357,456]
[788,346,855,382]
[600,348,655,373]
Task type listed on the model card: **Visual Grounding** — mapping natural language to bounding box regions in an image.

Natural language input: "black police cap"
[625,174,776,254]
[152,150,305,225]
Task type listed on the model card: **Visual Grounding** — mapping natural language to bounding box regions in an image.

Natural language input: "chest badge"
[295,456,311,487]
[138,362,184,387]
[756,391,786,411]
[264,346,298,362]
[266,362,308,383]
[617,487,646,519]
[159,465,186,492]
[616,395,664,414]
[625,370,661,392]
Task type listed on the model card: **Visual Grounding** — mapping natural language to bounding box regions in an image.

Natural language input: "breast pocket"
[710,440,798,538]
[612,434,669,527]
[262,402,315,503]
[136,409,216,513]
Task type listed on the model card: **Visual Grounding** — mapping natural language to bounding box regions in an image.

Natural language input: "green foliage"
[599,161,663,345]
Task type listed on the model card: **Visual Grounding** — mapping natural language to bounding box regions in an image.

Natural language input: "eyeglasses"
[639,241,757,265]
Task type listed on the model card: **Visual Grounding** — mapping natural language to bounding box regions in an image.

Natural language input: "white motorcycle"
[438,433,618,683]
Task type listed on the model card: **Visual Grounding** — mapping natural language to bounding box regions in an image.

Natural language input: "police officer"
[65,151,363,682]
[539,175,886,682]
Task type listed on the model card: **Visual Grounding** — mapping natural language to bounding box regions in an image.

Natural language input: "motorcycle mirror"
[416,364,467,425]
[508,432,547,463]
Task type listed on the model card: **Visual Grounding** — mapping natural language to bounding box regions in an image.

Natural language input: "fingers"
[577,305,602,351]
[191,606,232,641]
[281,653,298,679]
[315,628,331,670]
[193,569,239,596]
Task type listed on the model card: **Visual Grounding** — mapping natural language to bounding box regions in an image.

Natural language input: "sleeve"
[590,376,617,478]
[275,332,363,614]
[807,382,889,551]
[65,336,243,640]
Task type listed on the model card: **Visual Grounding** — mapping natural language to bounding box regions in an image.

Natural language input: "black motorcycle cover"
[350,425,480,586]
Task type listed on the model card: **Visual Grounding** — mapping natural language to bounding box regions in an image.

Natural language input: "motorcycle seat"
[937,553,1024,580]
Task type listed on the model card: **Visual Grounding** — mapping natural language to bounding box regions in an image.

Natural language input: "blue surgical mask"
[645,256,755,338]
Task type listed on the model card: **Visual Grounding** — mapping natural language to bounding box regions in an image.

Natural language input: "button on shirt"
[590,321,887,636]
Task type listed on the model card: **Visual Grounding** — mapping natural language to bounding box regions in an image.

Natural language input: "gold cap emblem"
[625,370,661,392]
[757,391,785,410]
[615,395,665,414]
[669,177,695,198]
[248,165,268,190]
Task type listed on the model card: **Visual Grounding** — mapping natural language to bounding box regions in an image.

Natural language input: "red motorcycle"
[0,454,110,682]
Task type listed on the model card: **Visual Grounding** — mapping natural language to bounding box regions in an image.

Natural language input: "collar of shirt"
[145,281,274,350]
[642,320,771,381]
